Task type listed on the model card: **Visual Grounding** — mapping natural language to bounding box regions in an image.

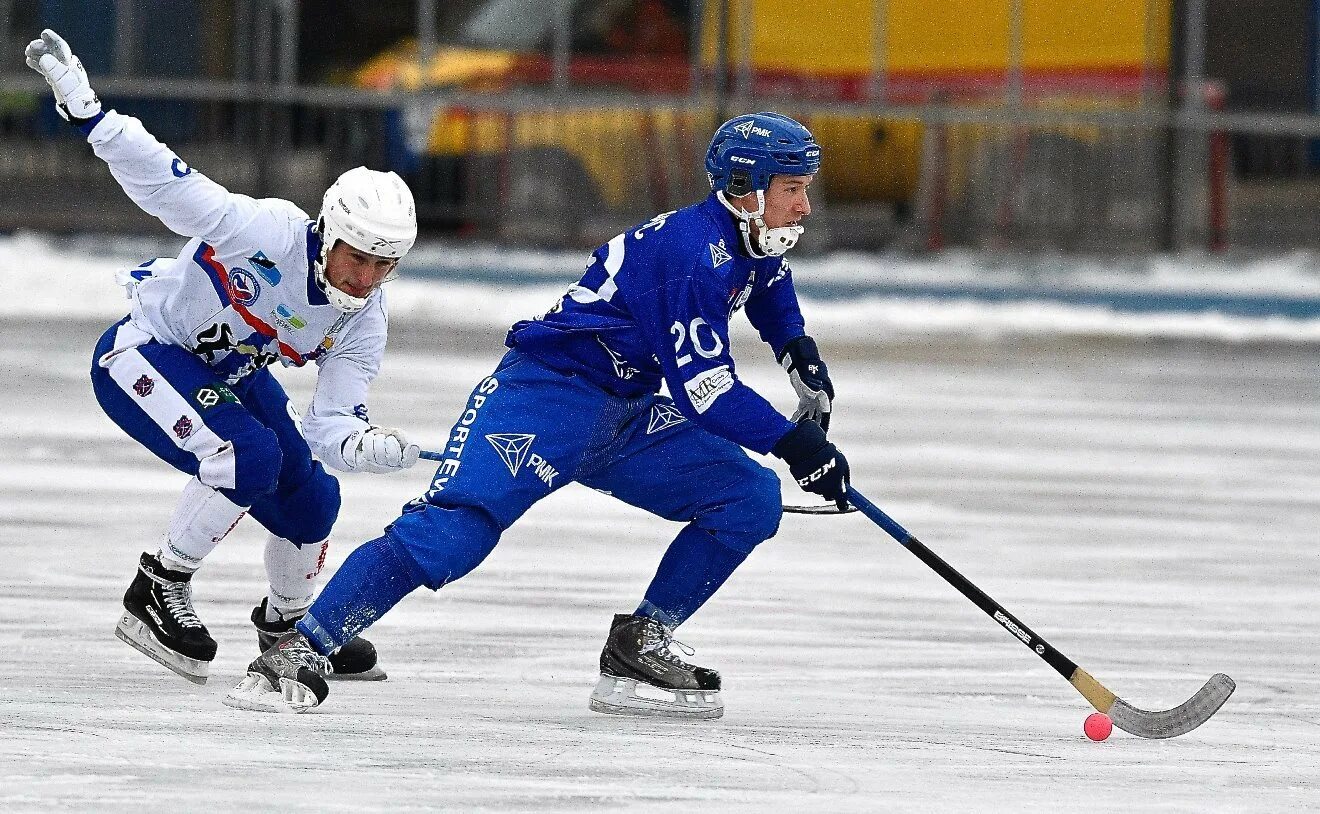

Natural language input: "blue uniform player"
[226,113,852,718]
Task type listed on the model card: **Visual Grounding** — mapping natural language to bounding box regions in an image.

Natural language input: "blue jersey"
[506,194,805,454]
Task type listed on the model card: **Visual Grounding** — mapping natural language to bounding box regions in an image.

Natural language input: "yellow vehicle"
[357,0,1168,241]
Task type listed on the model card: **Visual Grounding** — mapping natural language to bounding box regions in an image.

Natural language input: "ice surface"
[1,239,1318,811]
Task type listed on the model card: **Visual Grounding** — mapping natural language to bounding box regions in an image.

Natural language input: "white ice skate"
[222,631,330,713]
[589,674,724,719]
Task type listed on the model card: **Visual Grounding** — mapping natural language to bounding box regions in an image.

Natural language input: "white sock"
[264,534,328,619]
[159,477,247,572]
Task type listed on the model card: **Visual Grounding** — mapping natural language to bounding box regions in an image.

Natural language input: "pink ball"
[1084,712,1113,741]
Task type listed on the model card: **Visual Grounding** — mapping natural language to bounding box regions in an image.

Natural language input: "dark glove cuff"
[771,419,827,462]
[73,109,104,134]
[777,334,818,365]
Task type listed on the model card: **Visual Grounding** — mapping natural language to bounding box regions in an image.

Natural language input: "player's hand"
[779,336,834,433]
[343,426,421,473]
[772,419,850,510]
[25,29,101,123]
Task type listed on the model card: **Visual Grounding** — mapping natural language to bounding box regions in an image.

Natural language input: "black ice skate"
[250,598,386,681]
[589,613,723,719]
[113,552,217,685]
[223,630,331,713]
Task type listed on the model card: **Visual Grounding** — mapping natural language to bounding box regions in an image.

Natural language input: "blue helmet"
[705,112,821,197]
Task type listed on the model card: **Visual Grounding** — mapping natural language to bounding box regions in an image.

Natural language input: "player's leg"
[90,319,284,683]
[231,368,385,680]
[579,397,783,718]
[228,351,606,711]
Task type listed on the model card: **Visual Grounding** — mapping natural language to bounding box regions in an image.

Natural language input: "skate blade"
[326,665,388,682]
[114,612,209,685]
[588,674,724,720]
[221,673,321,713]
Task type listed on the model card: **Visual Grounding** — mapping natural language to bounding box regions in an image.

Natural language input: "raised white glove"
[25,29,101,123]
[343,426,420,474]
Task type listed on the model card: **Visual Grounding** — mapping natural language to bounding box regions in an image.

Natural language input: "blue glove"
[778,335,834,433]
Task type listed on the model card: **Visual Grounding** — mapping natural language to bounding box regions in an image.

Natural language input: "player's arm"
[637,272,793,454]
[302,301,419,474]
[25,29,277,248]
[745,260,836,432]
[639,274,850,507]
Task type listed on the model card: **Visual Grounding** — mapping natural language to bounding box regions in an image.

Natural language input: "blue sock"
[636,525,750,629]
[297,535,426,655]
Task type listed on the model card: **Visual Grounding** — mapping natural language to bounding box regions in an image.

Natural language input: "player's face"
[324,241,398,299]
[727,174,814,234]
[760,174,813,229]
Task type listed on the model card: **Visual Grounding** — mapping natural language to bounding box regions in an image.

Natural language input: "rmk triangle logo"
[485,433,536,477]
[647,403,687,435]
[709,242,732,268]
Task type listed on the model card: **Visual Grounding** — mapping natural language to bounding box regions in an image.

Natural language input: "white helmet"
[315,167,418,312]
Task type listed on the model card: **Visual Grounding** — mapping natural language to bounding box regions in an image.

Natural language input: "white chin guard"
[755,223,804,256]
[716,190,804,258]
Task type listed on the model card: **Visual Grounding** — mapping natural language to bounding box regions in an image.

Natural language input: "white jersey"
[88,110,385,473]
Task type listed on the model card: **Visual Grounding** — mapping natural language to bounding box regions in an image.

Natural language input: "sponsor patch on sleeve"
[683,365,734,414]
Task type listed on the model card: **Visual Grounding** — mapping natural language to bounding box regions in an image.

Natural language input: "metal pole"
[114,0,137,76]
[551,0,571,92]
[1007,0,1024,110]
[713,0,729,122]
[254,0,274,197]
[1159,0,1184,251]
[275,0,298,86]
[689,0,705,99]
[734,0,752,106]
[418,0,437,73]
[0,0,12,68]
[1179,0,1208,248]
[869,0,888,102]
[233,0,252,82]
[1139,0,1160,111]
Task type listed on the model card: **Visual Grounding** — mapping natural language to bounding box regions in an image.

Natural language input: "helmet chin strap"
[715,190,804,258]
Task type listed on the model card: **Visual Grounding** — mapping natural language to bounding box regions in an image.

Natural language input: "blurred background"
[0,1,1316,261]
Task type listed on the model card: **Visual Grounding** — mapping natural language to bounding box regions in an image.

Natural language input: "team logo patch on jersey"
[246,251,282,285]
[191,384,238,412]
[486,433,536,477]
[709,242,732,268]
[227,268,261,306]
[173,415,194,440]
[132,374,155,398]
[485,433,559,487]
[647,403,686,435]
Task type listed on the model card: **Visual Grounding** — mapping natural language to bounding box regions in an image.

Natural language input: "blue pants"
[90,318,340,545]
[299,349,782,653]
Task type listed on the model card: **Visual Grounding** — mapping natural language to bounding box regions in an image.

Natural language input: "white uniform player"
[26,29,421,685]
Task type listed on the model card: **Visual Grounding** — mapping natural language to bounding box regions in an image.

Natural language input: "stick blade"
[1109,673,1235,739]
[783,503,858,515]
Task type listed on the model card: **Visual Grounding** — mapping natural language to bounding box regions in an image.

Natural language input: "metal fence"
[3,74,1317,253]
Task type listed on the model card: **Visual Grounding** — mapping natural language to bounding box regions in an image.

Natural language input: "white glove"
[343,426,421,474]
[25,29,101,122]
